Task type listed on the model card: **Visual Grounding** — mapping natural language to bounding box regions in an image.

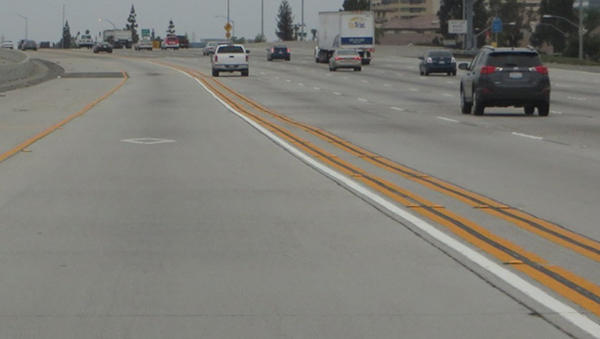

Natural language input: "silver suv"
[459,46,551,116]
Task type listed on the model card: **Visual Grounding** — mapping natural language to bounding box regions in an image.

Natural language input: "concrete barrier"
[0,49,35,84]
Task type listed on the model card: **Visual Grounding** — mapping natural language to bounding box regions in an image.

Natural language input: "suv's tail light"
[480,66,497,74]
[534,66,548,74]
[287,48,290,53]
[271,48,274,53]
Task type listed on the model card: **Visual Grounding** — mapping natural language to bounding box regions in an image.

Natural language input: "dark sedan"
[93,42,113,54]
[20,40,37,51]
[419,50,456,76]
[267,45,290,61]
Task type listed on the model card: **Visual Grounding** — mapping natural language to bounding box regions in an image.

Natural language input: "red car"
[161,36,179,50]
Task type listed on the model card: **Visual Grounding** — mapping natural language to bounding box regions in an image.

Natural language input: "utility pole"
[261,0,264,38]
[301,0,304,41]
[62,4,65,49]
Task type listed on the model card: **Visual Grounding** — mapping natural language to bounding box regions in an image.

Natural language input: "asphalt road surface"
[0,45,599,339]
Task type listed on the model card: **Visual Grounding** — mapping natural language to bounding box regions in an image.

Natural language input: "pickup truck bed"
[212,44,249,77]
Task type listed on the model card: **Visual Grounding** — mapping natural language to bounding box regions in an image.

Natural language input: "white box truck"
[103,29,133,49]
[315,11,375,65]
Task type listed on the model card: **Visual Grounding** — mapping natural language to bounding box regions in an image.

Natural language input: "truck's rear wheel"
[241,70,249,77]
[212,69,219,77]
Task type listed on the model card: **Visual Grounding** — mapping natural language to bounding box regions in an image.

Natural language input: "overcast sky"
[0,0,347,43]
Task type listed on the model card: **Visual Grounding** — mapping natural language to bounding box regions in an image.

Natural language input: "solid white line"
[391,107,404,111]
[438,116,459,123]
[568,96,587,101]
[512,132,543,140]
[173,67,600,339]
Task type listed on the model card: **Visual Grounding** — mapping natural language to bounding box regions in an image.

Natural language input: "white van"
[77,34,94,49]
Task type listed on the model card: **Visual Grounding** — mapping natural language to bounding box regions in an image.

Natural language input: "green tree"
[342,0,370,10]
[166,19,176,36]
[437,0,489,47]
[126,4,139,43]
[276,0,294,41]
[62,20,71,48]
[254,33,267,43]
[531,0,576,53]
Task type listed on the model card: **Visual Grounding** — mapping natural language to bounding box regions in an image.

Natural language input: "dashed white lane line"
[358,98,368,102]
[512,132,543,140]
[409,88,419,92]
[313,87,320,90]
[260,72,266,75]
[275,76,280,79]
[299,83,305,87]
[362,80,369,83]
[333,92,342,95]
[443,93,454,97]
[391,107,404,111]
[445,81,456,84]
[568,96,587,101]
[438,116,460,123]
[286,79,292,82]
[384,84,392,87]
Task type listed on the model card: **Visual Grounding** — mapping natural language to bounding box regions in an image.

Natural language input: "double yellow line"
[176,66,600,319]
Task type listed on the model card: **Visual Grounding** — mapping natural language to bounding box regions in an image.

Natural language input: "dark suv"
[267,45,290,61]
[459,46,551,116]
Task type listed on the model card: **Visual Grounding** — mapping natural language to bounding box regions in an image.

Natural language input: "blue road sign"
[492,18,502,33]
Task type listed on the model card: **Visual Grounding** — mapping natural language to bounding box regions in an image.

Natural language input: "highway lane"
[0,48,598,338]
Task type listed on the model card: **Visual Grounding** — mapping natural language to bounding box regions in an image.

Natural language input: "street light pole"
[98,18,117,29]
[15,13,28,40]
[301,0,304,41]
[261,0,264,38]
[542,10,584,60]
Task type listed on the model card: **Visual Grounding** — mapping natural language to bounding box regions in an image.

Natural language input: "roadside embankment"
[0,49,35,84]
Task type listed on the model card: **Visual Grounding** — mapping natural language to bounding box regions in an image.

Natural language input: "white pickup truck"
[211,44,250,77]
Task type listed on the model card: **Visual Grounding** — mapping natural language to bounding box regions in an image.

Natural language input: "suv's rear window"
[218,46,244,53]
[429,51,452,57]
[487,52,542,67]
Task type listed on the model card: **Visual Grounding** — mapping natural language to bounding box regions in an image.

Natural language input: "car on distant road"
[418,50,456,76]
[93,42,113,53]
[20,40,37,51]
[203,42,218,55]
[267,45,290,61]
[77,34,94,49]
[176,35,190,49]
[1,40,14,49]
[329,49,362,72]
[161,36,179,50]
[134,38,153,51]
[459,46,551,116]
[211,44,250,77]
[39,41,51,49]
